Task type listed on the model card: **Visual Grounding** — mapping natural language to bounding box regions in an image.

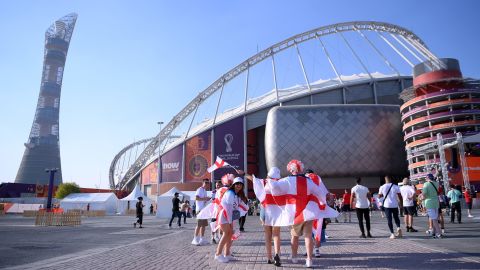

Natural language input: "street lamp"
[45,168,59,211]
[157,121,164,196]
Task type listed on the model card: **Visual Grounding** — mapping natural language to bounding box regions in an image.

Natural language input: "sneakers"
[442,229,445,234]
[214,254,229,263]
[396,228,403,238]
[426,229,432,235]
[432,234,443,239]
[225,255,234,261]
[273,254,281,266]
[291,256,298,263]
[360,234,366,238]
[199,238,210,245]
[211,238,217,244]
[191,236,200,245]
[409,227,418,232]
[314,248,321,258]
[133,222,136,228]
[367,233,373,238]
[305,258,313,268]
[468,214,474,218]
[389,233,396,239]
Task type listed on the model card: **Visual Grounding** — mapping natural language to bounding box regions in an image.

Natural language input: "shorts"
[467,202,472,210]
[403,206,415,216]
[341,205,351,212]
[197,219,208,227]
[426,208,439,220]
[291,220,313,237]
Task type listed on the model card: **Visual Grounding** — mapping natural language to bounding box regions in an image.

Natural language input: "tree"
[55,182,81,199]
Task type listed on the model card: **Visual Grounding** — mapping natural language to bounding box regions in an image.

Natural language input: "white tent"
[119,185,154,214]
[60,193,119,215]
[156,187,191,218]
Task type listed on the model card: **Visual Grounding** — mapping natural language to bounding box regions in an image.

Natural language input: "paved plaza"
[1,210,479,269]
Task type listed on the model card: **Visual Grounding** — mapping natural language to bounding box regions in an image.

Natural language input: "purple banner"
[213,117,245,179]
[161,144,183,182]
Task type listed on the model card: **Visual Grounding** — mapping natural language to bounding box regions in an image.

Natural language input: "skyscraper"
[15,13,78,185]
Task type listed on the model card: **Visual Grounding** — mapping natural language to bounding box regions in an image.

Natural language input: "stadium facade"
[110,21,479,197]
[15,13,78,185]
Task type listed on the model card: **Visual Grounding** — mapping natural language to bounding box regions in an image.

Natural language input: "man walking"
[350,177,372,238]
[169,192,182,228]
[400,178,418,232]
[422,174,442,238]
[447,184,462,223]
[192,179,211,245]
[378,176,402,239]
[134,197,144,228]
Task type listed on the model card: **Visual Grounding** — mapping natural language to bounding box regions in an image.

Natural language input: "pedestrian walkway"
[1,211,480,269]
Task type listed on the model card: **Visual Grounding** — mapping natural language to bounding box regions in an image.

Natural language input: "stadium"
[109,21,479,197]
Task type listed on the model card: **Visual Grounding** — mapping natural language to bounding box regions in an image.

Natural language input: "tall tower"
[15,13,78,185]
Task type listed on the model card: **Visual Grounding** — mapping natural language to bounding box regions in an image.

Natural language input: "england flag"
[207,156,230,173]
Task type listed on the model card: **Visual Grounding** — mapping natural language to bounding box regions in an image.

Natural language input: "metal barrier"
[34,211,81,226]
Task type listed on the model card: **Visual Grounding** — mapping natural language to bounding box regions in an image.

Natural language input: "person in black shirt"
[169,192,182,228]
[134,197,144,228]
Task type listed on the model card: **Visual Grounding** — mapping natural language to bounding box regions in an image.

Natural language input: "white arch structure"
[110,21,440,190]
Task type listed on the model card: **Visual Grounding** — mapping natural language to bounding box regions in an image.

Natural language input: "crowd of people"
[132,161,476,268]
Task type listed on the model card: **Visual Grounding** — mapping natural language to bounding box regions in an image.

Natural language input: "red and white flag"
[207,156,230,173]
[253,174,338,227]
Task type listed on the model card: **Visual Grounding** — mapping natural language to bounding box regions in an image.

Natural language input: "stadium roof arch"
[110,21,441,190]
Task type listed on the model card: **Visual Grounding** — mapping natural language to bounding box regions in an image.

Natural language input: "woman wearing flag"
[248,167,283,266]
[214,177,248,263]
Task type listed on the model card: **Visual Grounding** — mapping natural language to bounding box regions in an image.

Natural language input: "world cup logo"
[224,134,233,153]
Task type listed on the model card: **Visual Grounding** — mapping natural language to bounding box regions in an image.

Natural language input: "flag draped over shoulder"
[253,174,338,227]
[207,156,230,173]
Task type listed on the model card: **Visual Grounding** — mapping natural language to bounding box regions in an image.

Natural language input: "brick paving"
[2,212,480,270]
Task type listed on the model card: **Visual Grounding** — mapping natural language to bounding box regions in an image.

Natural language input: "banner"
[213,117,245,179]
[161,144,183,182]
[185,131,212,182]
[141,160,158,185]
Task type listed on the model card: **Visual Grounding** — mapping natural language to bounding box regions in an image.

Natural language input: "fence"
[34,211,81,226]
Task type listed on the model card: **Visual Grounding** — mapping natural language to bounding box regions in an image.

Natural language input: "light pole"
[45,168,59,211]
[157,121,164,196]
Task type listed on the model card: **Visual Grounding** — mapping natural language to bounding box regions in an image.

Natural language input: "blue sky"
[0,1,479,189]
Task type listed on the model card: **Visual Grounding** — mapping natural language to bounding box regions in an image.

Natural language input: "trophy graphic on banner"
[224,134,233,153]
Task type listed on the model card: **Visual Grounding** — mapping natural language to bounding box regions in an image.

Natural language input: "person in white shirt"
[378,176,403,239]
[350,177,372,238]
[191,179,211,246]
[399,178,418,232]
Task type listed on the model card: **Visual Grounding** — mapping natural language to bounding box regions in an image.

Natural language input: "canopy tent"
[119,185,153,214]
[156,187,191,218]
[60,193,119,215]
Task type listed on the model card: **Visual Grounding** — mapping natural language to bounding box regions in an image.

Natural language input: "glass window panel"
[346,83,374,104]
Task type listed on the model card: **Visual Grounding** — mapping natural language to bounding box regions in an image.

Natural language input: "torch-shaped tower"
[15,13,77,185]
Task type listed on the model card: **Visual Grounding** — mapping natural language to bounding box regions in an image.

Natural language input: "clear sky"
[0,0,479,189]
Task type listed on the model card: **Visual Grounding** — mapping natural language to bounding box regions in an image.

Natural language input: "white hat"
[268,167,281,179]
[233,177,244,185]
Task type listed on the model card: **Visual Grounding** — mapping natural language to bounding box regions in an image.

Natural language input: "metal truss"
[111,21,433,190]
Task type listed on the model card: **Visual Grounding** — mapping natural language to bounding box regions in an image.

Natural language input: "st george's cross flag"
[207,156,231,173]
[253,174,338,227]
[306,172,329,241]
